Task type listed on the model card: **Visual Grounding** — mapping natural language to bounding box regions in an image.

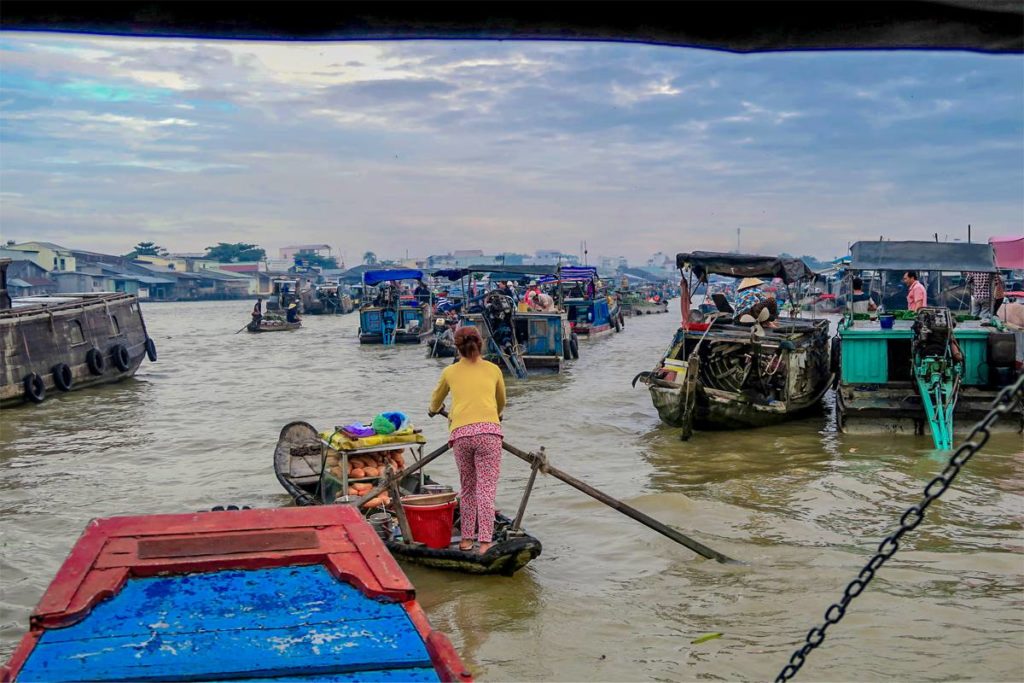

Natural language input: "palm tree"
[362,251,378,265]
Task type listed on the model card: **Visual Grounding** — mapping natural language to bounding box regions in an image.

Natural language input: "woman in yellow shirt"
[428,327,506,553]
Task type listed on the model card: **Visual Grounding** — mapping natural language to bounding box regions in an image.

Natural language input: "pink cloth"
[452,425,503,544]
[907,280,927,311]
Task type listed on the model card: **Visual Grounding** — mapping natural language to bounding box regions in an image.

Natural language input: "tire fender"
[145,337,157,362]
[86,347,106,375]
[111,344,131,372]
[52,363,73,392]
[23,373,45,403]
[570,334,580,359]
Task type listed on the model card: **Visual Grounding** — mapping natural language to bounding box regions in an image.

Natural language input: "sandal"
[477,542,493,554]
[458,540,475,551]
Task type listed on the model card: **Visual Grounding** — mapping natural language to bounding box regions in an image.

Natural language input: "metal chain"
[775,374,1024,683]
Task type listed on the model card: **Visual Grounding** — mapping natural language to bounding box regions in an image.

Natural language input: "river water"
[1,300,1021,681]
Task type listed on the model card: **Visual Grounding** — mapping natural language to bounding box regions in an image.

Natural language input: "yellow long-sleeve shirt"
[428,359,506,432]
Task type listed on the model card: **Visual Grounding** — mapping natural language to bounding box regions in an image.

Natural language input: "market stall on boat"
[274,417,542,576]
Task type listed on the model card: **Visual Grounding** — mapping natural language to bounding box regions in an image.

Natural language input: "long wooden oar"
[500,441,739,564]
[433,409,737,564]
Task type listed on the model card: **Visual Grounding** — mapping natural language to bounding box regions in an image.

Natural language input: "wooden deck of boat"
[2,507,471,683]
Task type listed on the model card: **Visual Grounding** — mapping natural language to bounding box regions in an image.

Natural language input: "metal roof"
[850,240,997,273]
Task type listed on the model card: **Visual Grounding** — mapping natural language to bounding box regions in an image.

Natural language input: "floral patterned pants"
[453,433,503,543]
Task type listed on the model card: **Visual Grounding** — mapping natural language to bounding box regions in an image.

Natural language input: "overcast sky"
[1,34,1021,265]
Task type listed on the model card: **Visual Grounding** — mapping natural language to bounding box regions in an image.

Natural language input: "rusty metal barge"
[1,259,156,407]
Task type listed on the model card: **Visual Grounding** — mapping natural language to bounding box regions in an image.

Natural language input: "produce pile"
[324,448,407,509]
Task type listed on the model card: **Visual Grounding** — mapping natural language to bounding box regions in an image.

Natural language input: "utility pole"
[736,228,741,252]
[968,224,972,243]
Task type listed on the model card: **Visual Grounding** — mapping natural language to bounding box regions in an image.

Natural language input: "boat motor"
[911,307,963,449]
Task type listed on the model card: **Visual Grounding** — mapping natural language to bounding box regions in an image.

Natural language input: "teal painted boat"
[836,240,1023,448]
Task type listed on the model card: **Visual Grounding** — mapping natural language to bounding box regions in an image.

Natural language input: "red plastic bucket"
[402,500,456,549]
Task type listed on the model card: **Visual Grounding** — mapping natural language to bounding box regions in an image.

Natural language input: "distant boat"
[1,506,473,682]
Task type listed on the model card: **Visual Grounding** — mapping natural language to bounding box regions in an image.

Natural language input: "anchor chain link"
[775,374,1024,682]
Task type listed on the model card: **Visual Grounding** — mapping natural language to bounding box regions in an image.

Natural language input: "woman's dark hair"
[454,326,483,360]
[852,277,864,289]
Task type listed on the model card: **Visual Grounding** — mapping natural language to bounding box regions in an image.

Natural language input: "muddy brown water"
[1,300,1021,681]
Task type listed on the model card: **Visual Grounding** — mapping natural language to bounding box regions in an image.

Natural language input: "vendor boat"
[632,285,670,315]
[274,421,542,576]
[1,260,158,407]
[1,506,472,682]
[433,266,577,375]
[247,318,301,332]
[558,267,625,338]
[302,283,354,314]
[835,240,1023,448]
[635,251,832,438]
[358,269,430,345]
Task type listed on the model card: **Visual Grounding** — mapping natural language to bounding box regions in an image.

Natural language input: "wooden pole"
[500,441,739,564]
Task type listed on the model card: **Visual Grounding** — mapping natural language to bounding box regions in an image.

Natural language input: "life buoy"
[52,363,73,392]
[145,337,157,362]
[570,333,580,359]
[86,347,106,375]
[111,344,131,371]
[23,373,45,403]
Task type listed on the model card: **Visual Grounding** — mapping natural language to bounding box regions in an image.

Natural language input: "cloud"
[0,34,1020,262]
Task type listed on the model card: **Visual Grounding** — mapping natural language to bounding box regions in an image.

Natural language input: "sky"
[1,33,1022,265]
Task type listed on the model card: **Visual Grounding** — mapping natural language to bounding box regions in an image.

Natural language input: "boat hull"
[1,293,152,407]
[643,318,833,433]
[274,422,542,575]
[248,320,301,332]
[0,507,472,682]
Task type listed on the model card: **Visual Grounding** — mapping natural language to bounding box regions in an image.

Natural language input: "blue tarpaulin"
[362,269,424,286]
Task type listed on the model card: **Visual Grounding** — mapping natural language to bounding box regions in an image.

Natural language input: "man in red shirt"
[903,271,927,311]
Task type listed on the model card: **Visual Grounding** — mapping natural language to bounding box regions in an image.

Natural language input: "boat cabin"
[836,240,1022,445]
[358,268,428,344]
[553,267,622,337]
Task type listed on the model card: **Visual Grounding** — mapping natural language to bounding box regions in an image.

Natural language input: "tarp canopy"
[537,266,600,284]
[990,235,1024,270]
[850,241,997,273]
[432,265,558,281]
[676,252,814,284]
[362,268,424,286]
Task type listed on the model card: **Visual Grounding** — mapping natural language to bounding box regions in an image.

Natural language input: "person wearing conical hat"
[734,277,779,327]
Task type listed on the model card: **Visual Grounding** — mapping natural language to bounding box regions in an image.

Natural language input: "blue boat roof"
[363,269,424,285]
[17,565,439,682]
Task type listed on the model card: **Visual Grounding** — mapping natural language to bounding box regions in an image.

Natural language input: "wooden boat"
[1,506,472,682]
[432,265,578,376]
[1,260,157,407]
[274,421,542,576]
[836,241,1023,448]
[636,252,832,437]
[358,269,430,344]
[559,267,624,338]
[247,318,301,332]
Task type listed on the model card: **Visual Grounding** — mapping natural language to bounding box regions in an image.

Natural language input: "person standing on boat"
[251,298,264,325]
[963,271,993,317]
[849,277,878,314]
[428,327,506,554]
[413,280,432,305]
[903,271,927,311]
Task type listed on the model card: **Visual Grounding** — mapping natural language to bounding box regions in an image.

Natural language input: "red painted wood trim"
[0,630,40,683]
[32,520,108,620]
[404,602,473,682]
[344,515,416,594]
